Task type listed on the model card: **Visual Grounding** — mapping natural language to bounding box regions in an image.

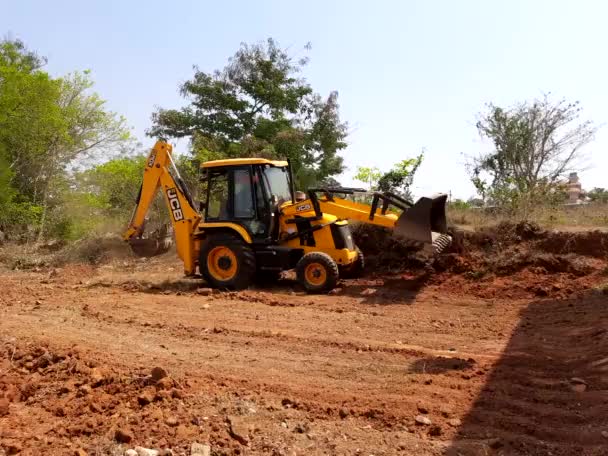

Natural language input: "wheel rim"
[304,262,327,286]
[207,246,238,281]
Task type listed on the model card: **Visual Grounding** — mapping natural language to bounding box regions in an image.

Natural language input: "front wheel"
[199,233,256,290]
[296,252,339,293]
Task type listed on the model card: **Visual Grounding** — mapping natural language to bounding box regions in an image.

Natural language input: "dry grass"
[448,203,608,231]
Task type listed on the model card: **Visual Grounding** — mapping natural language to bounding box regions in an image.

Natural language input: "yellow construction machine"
[124,141,451,292]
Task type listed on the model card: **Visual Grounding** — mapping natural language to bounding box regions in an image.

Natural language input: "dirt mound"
[352,222,608,299]
[0,342,222,455]
[351,224,428,270]
[537,230,608,258]
[464,221,608,258]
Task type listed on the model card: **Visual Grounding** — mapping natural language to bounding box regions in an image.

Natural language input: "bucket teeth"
[432,234,452,254]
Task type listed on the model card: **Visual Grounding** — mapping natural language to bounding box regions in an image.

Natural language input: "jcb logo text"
[147,151,156,167]
[296,203,311,212]
[167,188,184,221]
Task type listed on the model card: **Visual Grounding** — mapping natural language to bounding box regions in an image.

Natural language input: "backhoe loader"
[123,141,451,292]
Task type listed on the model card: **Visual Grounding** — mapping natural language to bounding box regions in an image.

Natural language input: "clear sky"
[3,0,607,199]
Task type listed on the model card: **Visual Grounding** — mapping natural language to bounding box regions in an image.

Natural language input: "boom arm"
[123,141,201,274]
[293,187,451,253]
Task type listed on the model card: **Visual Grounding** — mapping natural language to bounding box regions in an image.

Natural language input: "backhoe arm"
[123,141,201,274]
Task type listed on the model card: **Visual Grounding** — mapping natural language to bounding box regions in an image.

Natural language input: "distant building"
[566,172,583,203]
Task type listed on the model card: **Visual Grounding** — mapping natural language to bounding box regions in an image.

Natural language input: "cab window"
[206,170,229,219]
[233,168,255,219]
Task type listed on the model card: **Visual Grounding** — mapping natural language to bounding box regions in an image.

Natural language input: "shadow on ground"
[337,271,433,305]
[444,289,608,456]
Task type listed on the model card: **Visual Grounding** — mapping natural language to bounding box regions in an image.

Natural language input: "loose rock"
[89,368,105,386]
[601,430,608,439]
[77,385,92,396]
[0,398,9,416]
[429,425,442,436]
[165,416,179,427]
[151,366,168,382]
[360,288,377,296]
[125,451,138,456]
[447,418,462,427]
[114,428,134,443]
[135,447,160,456]
[196,288,213,296]
[155,377,174,390]
[190,442,211,456]
[417,402,429,414]
[138,390,154,406]
[414,415,432,425]
[5,442,22,455]
[228,416,250,445]
[74,449,87,456]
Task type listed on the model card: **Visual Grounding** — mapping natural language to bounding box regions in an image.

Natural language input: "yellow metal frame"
[202,158,288,168]
[123,141,201,275]
[195,222,253,244]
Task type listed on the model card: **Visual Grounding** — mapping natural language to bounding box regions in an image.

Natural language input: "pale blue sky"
[3,0,607,198]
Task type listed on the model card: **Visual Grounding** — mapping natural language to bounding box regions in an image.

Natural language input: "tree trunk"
[36,187,49,243]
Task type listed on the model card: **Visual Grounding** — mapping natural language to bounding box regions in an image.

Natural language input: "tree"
[466,197,484,207]
[354,166,381,190]
[0,39,132,240]
[377,154,424,200]
[149,39,347,186]
[318,176,342,188]
[449,199,471,210]
[587,187,608,203]
[469,94,596,214]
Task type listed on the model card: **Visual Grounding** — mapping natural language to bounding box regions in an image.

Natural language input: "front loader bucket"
[394,194,451,253]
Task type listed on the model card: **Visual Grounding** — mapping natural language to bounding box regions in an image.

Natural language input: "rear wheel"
[340,245,365,279]
[199,233,255,290]
[296,252,339,293]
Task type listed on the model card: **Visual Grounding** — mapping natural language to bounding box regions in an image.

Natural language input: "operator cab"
[200,158,294,242]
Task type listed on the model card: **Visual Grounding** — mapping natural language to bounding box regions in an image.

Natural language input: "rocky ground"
[1,224,608,455]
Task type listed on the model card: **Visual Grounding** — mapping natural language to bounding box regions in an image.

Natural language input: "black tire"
[296,252,339,293]
[199,233,256,290]
[340,245,365,279]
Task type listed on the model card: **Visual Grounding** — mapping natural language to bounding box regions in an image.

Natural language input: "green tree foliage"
[449,199,471,210]
[149,39,347,187]
[354,166,382,190]
[76,156,147,218]
[587,187,608,203]
[469,94,596,215]
[377,154,424,200]
[0,39,131,240]
[354,155,423,202]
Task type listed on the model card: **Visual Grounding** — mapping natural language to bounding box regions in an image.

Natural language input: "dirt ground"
[1,226,608,455]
